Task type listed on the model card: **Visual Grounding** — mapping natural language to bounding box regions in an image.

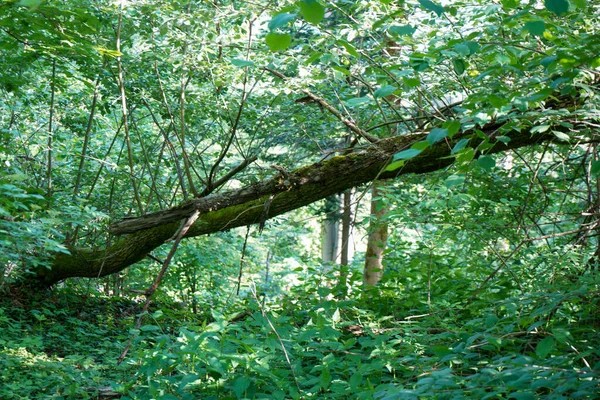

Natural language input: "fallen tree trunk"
[34,120,563,287]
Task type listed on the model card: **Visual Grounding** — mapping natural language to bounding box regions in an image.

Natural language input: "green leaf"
[331,65,351,76]
[231,58,255,67]
[403,77,421,87]
[393,148,422,161]
[17,0,43,10]
[451,138,470,154]
[478,155,496,170]
[456,147,475,163]
[524,21,546,36]
[344,96,371,106]
[445,174,465,188]
[535,337,556,359]
[530,125,550,134]
[552,327,572,344]
[485,314,499,327]
[411,141,430,151]
[454,43,470,57]
[452,58,466,75]
[232,377,251,398]
[552,131,570,141]
[299,0,325,24]
[389,25,416,36]
[485,334,502,348]
[418,0,445,16]
[427,128,448,145]
[332,308,340,323]
[509,393,535,400]
[571,0,587,8]
[444,120,461,137]
[265,32,292,52]
[502,0,519,8]
[591,161,600,176]
[374,85,397,98]
[349,372,362,391]
[337,40,359,57]
[268,13,296,31]
[305,51,322,64]
[545,0,569,15]
[385,159,405,171]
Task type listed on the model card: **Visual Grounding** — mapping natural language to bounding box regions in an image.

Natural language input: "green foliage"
[0,0,599,398]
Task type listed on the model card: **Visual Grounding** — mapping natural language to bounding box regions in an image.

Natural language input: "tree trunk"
[28,120,567,288]
[339,188,353,291]
[321,195,340,264]
[363,182,389,286]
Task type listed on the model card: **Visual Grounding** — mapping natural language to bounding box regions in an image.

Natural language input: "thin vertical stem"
[46,59,56,206]
[236,226,251,295]
[73,72,103,199]
[116,5,143,214]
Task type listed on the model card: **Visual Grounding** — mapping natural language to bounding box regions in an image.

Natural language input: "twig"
[249,282,302,394]
[263,67,379,143]
[117,210,200,364]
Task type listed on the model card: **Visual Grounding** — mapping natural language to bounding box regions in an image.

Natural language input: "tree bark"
[321,195,340,264]
[339,188,353,292]
[32,122,564,287]
[363,182,389,286]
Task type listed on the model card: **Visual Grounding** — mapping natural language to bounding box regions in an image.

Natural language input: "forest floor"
[1,281,599,399]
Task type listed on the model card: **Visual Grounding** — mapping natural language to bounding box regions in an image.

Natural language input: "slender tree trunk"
[46,60,56,206]
[339,188,352,291]
[363,182,389,286]
[321,195,340,264]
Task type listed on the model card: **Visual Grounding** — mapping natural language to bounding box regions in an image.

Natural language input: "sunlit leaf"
[403,77,421,87]
[552,131,570,141]
[265,32,292,52]
[502,0,519,8]
[374,85,397,98]
[451,138,470,154]
[456,147,475,163]
[411,141,430,151]
[426,128,448,145]
[454,43,470,57]
[332,308,340,323]
[268,13,296,31]
[389,25,416,36]
[299,0,325,24]
[337,40,359,57]
[444,120,461,137]
[385,159,405,171]
[231,58,255,67]
[445,174,465,188]
[344,96,371,106]
[17,0,43,10]
[332,65,351,76]
[392,148,422,161]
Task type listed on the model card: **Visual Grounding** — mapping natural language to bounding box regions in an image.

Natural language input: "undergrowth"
[1,269,598,399]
